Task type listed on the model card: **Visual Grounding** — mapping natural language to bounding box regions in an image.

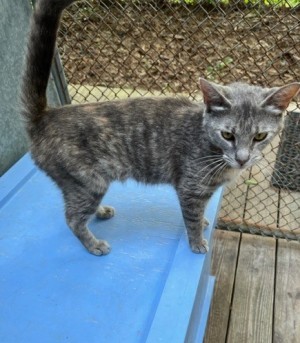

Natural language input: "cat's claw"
[190,239,209,254]
[87,239,111,256]
[96,205,115,219]
[203,217,209,229]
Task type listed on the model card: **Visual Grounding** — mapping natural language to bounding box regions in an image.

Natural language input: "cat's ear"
[199,78,231,112]
[261,83,300,115]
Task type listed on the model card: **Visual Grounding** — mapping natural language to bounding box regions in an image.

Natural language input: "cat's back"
[31,96,203,171]
[36,96,203,139]
[30,96,204,185]
[49,95,201,119]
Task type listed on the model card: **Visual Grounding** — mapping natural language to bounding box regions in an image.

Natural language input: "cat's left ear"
[199,78,231,112]
[261,83,300,114]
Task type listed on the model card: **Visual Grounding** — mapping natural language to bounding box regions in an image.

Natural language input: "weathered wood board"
[274,239,300,343]
[226,234,276,343]
[204,230,240,343]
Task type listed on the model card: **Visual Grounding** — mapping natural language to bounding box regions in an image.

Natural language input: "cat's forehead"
[226,83,268,105]
[226,85,276,129]
[218,104,276,133]
[219,113,256,133]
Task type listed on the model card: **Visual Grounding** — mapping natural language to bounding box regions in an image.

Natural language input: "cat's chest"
[199,167,241,191]
[220,168,241,184]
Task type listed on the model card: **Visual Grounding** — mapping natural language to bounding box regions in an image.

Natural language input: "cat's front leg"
[177,189,212,254]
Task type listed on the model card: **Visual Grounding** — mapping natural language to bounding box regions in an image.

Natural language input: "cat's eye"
[221,131,234,141]
[254,132,268,142]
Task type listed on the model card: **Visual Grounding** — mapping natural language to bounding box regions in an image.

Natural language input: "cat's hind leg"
[63,183,111,256]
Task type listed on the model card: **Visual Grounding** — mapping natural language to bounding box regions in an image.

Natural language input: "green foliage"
[171,0,300,7]
[206,56,234,81]
[243,0,300,7]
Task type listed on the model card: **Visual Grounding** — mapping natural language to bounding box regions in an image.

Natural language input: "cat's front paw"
[190,239,209,254]
[96,205,115,219]
[87,239,111,256]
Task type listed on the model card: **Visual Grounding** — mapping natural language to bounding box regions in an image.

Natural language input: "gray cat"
[21,0,300,256]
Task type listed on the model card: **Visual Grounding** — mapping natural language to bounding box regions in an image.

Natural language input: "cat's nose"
[236,157,249,166]
[235,151,250,166]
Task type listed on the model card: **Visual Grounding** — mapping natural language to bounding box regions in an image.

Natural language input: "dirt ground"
[58,1,300,97]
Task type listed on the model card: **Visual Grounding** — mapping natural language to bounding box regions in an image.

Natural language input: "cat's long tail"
[21,0,76,124]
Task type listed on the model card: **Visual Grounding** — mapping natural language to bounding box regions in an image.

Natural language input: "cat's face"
[200,79,300,170]
[203,100,282,169]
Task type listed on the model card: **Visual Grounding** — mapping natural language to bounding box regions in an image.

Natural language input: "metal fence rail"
[57,0,300,239]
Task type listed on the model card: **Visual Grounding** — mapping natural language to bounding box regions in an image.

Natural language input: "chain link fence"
[57,0,300,240]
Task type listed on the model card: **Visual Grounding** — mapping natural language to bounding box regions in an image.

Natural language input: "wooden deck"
[204,229,300,343]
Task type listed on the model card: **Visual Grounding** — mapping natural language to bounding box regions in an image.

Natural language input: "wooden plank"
[204,230,241,343]
[227,234,276,343]
[274,240,300,343]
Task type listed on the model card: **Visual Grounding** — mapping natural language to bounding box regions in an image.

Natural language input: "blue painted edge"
[1,153,223,343]
[146,187,223,343]
[184,188,224,343]
[184,247,212,343]
[194,276,215,343]
[0,153,37,209]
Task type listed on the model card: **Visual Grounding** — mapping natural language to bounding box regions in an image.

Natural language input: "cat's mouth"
[223,155,254,170]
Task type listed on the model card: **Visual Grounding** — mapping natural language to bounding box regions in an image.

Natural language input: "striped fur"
[21,0,300,255]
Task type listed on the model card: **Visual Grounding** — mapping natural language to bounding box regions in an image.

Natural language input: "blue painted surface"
[0,155,221,343]
[194,276,216,343]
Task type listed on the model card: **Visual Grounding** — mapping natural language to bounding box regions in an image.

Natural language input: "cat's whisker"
[199,166,219,185]
[194,155,223,163]
[204,166,221,185]
[199,159,224,175]
[198,157,224,168]
[208,162,227,185]
[222,155,236,167]
[215,163,228,182]
[197,159,224,168]
[200,161,225,185]
[255,161,293,188]
[199,157,224,167]
[197,155,221,160]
